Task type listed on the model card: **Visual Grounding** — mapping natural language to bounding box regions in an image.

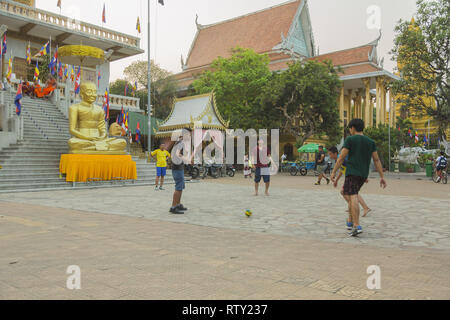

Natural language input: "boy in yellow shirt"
[151,143,171,191]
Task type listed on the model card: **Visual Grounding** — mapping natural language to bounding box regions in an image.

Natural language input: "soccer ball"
[245,210,252,218]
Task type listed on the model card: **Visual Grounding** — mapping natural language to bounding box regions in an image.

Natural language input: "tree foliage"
[112,60,176,120]
[261,60,343,147]
[390,0,450,138]
[192,47,279,130]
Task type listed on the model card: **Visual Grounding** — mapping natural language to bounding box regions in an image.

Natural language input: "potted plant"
[405,163,415,173]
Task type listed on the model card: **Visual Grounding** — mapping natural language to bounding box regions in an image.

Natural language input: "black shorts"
[255,167,270,183]
[343,175,366,196]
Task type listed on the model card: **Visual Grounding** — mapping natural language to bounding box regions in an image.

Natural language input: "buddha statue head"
[80,82,98,105]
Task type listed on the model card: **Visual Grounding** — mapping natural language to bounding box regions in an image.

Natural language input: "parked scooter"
[184,164,201,180]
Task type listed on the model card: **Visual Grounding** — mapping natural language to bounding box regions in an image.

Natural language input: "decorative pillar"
[381,82,387,125]
[375,77,383,126]
[370,96,375,126]
[362,78,371,127]
[339,86,345,127]
[347,89,353,121]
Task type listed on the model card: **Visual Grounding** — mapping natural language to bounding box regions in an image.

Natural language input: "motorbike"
[202,163,220,179]
[225,164,236,177]
[184,164,200,180]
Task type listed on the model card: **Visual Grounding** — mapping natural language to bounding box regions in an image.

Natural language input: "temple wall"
[12,0,35,7]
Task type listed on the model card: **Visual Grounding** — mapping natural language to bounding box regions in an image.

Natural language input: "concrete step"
[0,172,61,179]
[0,177,66,184]
[0,148,68,153]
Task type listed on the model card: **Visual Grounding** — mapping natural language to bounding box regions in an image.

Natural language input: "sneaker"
[176,204,188,211]
[327,178,330,185]
[159,187,165,191]
[169,207,184,215]
[155,186,159,191]
[315,182,321,186]
[349,226,363,237]
[346,222,354,230]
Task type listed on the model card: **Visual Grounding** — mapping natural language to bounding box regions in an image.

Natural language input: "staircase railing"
[0,88,24,142]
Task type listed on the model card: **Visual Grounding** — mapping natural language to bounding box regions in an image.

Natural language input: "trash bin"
[425,161,433,177]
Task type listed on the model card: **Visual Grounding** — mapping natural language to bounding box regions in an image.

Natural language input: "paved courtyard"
[0,175,449,299]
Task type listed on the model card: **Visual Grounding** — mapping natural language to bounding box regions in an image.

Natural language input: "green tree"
[261,60,343,147]
[192,47,278,130]
[113,60,176,120]
[109,79,130,96]
[390,0,450,139]
[123,60,172,88]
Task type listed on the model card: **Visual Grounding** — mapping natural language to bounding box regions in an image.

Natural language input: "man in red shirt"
[251,139,272,196]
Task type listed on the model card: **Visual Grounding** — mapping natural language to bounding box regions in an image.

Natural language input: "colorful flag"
[423,134,428,145]
[102,3,106,24]
[103,89,110,121]
[74,66,81,94]
[125,111,129,131]
[124,83,129,96]
[26,42,31,64]
[34,41,50,57]
[415,131,419,143]
[408,129,413,138]
[98,71,101,87]
[70,66,75,82]
[50,48,58,75]
[135,122,141,143]
[6,58,13,82]
[1,34,6,56]
[64,64,69,79]
[132,81,137,96]
[136,17,141,33]
[58,61,63,79]
[34,61,40,81]
[15,83,23,116]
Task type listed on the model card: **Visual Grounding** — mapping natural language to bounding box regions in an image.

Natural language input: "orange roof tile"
[339,64,380,76]
[185,0,302,69]
[310,45,374,66]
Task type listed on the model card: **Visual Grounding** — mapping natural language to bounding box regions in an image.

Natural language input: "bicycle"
[289,161,308,176]
[433,167,448,184]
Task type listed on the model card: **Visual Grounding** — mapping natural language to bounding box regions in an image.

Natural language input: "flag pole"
[147,0,152,156]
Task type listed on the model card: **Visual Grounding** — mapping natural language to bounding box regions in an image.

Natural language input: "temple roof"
[157,93,229,136]
[184,0,304,70]
[310,45,376,66]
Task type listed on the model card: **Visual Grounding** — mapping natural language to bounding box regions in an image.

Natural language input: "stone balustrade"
[0,0,140,48]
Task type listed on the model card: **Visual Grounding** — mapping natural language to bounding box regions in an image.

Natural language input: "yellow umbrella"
[58,45,105,68]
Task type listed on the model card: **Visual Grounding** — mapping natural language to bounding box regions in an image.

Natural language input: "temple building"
[0,0,150,192]
[156,92,229,153]
[174,0,401,158]
[0,0,143,115]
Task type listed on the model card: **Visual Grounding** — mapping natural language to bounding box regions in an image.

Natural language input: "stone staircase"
[0,95,173,193]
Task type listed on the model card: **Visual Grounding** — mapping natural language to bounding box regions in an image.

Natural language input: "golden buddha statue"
[68,82,127,154]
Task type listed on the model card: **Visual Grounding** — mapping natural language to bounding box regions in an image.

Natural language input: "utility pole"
[147,1,152,157]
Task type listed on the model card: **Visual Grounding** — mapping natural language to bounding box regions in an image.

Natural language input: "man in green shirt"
[331,119,387,237]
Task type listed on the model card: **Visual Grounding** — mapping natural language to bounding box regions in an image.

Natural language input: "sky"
[36,0,418,81]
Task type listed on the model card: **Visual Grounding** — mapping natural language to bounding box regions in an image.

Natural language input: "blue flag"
[15,83,23,116]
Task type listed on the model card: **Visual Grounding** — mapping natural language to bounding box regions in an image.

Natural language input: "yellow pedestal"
[59,155,137,183]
